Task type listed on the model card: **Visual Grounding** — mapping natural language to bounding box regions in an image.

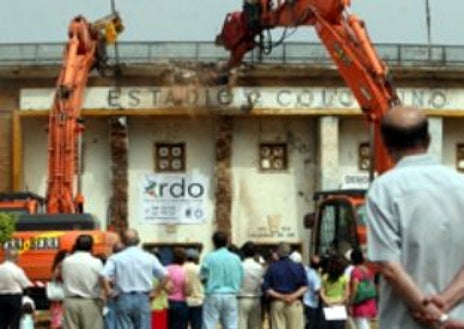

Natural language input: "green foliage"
[0,212,15,245]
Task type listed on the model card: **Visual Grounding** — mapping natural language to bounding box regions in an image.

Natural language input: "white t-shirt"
[239,258,264,297]
[62,251,103,299]
[0,261,31,294]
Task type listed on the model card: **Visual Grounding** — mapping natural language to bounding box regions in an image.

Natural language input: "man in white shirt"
[238,241,265,329]
[62,234,104,329]
[0,249,32,329]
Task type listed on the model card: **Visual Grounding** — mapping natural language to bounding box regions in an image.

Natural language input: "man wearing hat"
[183,248,204,329]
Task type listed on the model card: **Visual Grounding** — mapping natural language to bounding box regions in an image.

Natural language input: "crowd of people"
[0,228,380,329]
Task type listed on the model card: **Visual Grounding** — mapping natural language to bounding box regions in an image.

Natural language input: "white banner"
[139,173,209,224]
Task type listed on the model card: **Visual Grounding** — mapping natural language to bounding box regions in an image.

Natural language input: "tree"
[0,212,15,245]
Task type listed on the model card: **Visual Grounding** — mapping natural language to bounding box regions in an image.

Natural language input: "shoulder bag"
[353,269,377,305]
[46,280,65,301]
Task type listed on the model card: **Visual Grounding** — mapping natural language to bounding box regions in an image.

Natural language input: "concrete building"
[1,41,464,258]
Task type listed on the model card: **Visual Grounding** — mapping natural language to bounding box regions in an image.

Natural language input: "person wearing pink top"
[166,248,190,329]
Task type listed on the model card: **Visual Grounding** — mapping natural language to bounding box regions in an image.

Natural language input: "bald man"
[100,229,168,329]
[0,249,32,329]
[366,106,464,329]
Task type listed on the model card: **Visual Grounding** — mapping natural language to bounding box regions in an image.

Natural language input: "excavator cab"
[306,189,367,261]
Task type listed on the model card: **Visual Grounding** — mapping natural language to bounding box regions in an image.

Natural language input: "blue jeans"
[115,293,150,329]
[202,295,238,329]
[104,298,117,329]
[188,305,203,329]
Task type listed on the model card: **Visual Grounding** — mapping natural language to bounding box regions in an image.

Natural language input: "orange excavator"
[47,14,122,214]
[0,13,123,308]
[216,0,401,256]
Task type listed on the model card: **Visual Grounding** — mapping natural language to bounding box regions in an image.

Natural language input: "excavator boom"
[46,14,123,214]
[217,0,400,174]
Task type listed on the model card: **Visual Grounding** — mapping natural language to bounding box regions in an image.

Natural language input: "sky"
[0,0,462,45]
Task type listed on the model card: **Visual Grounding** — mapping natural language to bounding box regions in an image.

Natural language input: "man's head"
[185,248,200,263]
[5,249,19,263]
[112,241,125,254]
[241,241,256,259]
[310,254,321,269]
[123,229,140,247]
[381,106,430,162]
[276,242,291,259]
[212,231,228,249]
[73,235,93,252]
[172,248,187,265]
[350,247,365,266]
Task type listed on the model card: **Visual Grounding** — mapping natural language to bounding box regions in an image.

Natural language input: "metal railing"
[0,41,464,67]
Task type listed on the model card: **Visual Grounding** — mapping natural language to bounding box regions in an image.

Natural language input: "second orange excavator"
[216,0,401,257]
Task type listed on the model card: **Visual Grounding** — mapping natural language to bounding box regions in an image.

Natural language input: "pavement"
[34,311,379,329]
[35,311,51,329]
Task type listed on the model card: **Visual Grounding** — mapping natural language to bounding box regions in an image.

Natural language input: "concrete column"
[319,116,339,190]
[428,117,443,162]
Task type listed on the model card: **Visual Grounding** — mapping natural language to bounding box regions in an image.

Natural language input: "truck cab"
[306,189,367,259]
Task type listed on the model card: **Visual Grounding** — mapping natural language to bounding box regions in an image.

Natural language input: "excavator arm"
[217,0,400,175]
[46,14,123,214]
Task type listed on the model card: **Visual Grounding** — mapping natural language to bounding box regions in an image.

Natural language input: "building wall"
[0,82,22,191]
[0,113,11,191]
[22,117,48,194]
[20,114,321,254]
[127,117,216,251]
[81,119,112,222]
[338,117,464,183]
[443,118,464,169]
[339,117,370,186]
[231,117,316,254]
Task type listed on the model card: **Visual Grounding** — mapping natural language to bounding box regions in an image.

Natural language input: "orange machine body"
[0,229,118,282]
[46,15,99,214]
